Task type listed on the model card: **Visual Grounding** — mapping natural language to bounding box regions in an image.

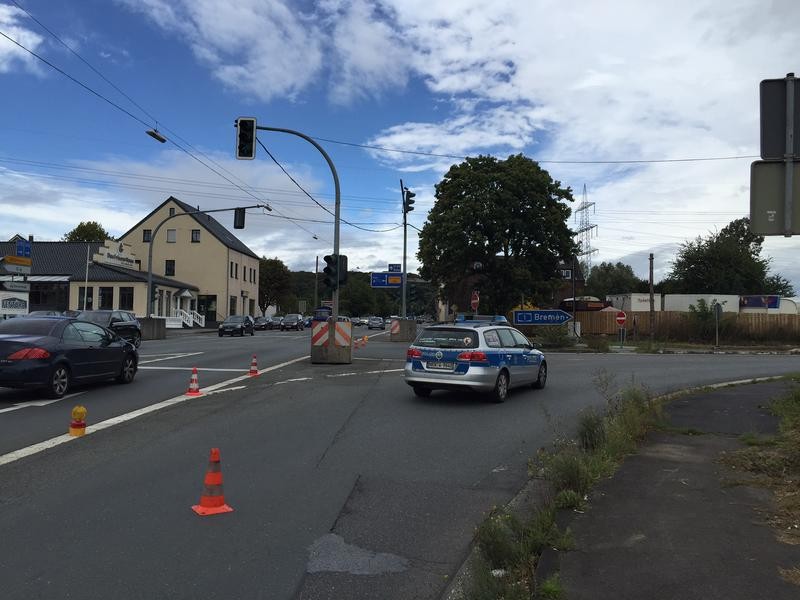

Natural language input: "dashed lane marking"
[0,391,86,414]
[275,377,313,385]
[138,366,248,372]
[138,352,204,364]
[0,355,309,467]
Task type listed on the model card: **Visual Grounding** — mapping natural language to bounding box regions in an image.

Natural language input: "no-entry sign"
[470,290,480,312]
[616,311,627,326]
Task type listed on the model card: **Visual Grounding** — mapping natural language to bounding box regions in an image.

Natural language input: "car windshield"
[77,312,109,325]
[414,328,478,349]
[225,316,244,323]
[0,318,61,336]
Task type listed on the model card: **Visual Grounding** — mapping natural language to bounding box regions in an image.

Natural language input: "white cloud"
[0,4,44,73]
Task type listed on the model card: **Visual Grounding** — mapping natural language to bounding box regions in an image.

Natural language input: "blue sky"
[2,0,800,291]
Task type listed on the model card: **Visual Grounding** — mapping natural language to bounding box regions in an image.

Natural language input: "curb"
[439,374,790,599]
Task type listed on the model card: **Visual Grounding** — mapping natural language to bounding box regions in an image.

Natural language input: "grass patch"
[656,424,706,436]
[584,336,611,353]
[720,387,800,546]
[554,489,585,511]
[778,566,800,587]
[536,573,564,599]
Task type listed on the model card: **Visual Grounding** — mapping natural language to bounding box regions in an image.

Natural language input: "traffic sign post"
[470,290,480,312]
[616,311,627,349]
[370,272,403,288]
[513,310,573,325]
[388,264,401,273]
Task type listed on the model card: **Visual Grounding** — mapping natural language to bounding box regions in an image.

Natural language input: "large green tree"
[62,221,111,242]
[585,261,648,299]
[417,154,577,313]
[259,257,291,313]
[665,217,794,296]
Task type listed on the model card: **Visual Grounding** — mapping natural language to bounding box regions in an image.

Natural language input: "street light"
[146,129,167,143]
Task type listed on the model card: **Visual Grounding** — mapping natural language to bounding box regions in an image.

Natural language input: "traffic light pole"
[257,126,341,319]
[146,205,265,317]
[400,178,407,318]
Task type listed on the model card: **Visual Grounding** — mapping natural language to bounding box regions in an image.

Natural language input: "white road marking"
[326,372,360,378]
[274,377,313,385]
[0,355,310,467]
[138,366,247,372]
[138,352,204,365]
[0,391,85,414]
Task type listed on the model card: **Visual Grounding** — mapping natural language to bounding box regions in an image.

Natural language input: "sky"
[1,0,799,291]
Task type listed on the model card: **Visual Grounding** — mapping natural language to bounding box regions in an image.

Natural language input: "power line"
[256,138,403,233]
[312,135,758,165]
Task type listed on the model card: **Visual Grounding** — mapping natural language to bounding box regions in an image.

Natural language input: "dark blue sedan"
[0,317,138,399]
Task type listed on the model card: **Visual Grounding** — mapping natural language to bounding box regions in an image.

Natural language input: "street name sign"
[371,272,403,288]
[15,239,31,258]
[513,309,573,325]
[2,280,30,292]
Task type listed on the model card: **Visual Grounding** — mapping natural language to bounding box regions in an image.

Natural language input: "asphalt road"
[1,334,799,600]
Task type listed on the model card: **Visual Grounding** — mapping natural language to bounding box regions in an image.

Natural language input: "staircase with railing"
[174,308,193,328]
[190,310,206,327]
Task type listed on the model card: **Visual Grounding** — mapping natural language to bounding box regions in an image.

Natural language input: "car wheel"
[491,370,509,403]
[117,355,137,384]
[412,386,431,398]
[45,363,70,399]
[131,332,141,348]
[251,330,255,336]
[533,362,547,389]
[219,332,223,337]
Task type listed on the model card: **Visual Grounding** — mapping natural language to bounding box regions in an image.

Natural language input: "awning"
[0,275,70,282]
[178,289,194,298]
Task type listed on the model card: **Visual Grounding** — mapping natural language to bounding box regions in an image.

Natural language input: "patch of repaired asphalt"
[307,533,409,575]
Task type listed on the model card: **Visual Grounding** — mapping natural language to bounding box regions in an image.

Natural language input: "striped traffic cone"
[191,448,233,516]
[248,354,259,377]
[186,367,202,396]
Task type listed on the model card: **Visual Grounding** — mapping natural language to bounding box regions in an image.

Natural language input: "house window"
[165,260,175,276]
[143,229,152,243]
[135,259,141,270]
[229,295,237,316]
[169,207,175,217]
[120,287,134,311]
[99,287,114,310]
[230,261,234,278]
[191,229,201,243]
[78,286,93,310]
[235,263,239,280]
[166,229,176,243]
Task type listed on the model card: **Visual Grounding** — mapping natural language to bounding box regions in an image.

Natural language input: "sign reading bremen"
[513,309,573,325]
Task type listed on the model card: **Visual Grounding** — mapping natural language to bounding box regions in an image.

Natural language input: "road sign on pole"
[470,290,480,312]
[513,310,573,325]
[760,76,800,160]
[370,272,402,288]
[388,264,401,272]
[616,311,627,326]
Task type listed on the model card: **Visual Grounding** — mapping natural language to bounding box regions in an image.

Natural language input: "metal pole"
[400,179,407,318]
[649,253,654,344]
[784,72,795,237]
[571,257,576,336]
[314,255,319,309]
[83,243,89,311]
[258,126,341,319]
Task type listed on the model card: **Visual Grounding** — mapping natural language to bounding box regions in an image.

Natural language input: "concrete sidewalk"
[559,380,800,599]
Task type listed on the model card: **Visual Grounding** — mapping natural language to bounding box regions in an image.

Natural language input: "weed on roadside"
[778,566,800,587]
[577,409,606,452]
[536,573,564,599]
[739,432,778,447]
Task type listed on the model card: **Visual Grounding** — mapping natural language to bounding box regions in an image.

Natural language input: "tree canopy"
[585,262,648,299]
[417,154,577,314]
[258,257,291,313]
[664,217,794,296]
[62,221,111,242]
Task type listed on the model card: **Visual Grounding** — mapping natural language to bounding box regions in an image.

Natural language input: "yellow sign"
[3,255,32,267]
[387,275,402,285]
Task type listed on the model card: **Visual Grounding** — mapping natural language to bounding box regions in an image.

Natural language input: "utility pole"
[649,253,655,344]
[400,179,407,318]
[314,255,319,309]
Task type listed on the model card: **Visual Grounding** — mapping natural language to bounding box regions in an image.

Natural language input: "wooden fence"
[573,311,800,342]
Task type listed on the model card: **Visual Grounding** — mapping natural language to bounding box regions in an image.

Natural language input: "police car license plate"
[426,361,454,370]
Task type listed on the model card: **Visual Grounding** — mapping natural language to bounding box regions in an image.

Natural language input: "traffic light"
[236,117,257,160]
[408,283,417,304]
[338,254,348,286]
[403,187,416,214]
[233,207,246,229]
[323,254,338,289]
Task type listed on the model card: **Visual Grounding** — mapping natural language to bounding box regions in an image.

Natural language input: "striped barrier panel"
[334,321,352,347]
[390,319,400,335]
[312,321,329,347]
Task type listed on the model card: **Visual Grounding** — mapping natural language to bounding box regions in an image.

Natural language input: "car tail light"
[407,348,422,359]
[7,347,51,360]
[457,351,489,363]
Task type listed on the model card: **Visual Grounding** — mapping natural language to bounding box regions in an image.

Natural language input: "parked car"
[0,316,138,398]
[77,310,142,348]
[253,316,271,331]
[368,316,386,330]
[219,315,255,336]
[303,315,313,328]
[24,310,62,317]
[272,315,284,329]
[281,314,304,331]
[403,316,547,402]
[351,316,363,326]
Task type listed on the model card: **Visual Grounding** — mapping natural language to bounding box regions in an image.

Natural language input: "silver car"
[403,318,547,402]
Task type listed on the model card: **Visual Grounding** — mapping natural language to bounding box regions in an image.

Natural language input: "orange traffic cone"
[248,354,259,377]
[186,367,202,396]
[191,448,233,516]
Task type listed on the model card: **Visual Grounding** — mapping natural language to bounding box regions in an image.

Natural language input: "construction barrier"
[248,355,259,377]
[69,405,87,437]
[334,321,352,347]
[186,367,202,396]
[312,320,329,347]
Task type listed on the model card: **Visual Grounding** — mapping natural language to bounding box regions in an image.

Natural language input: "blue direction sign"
[371,272,403,288]
[16,239,31,258]
[513,309,573,325]
[388,263,401,272]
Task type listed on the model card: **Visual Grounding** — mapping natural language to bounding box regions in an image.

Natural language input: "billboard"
[0,291,29,315]
[739,295,780,309]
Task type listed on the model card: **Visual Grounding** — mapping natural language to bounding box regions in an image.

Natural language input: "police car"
[403,315,547,402]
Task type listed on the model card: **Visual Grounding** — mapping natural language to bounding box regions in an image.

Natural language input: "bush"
[585,336,611,352]
[531,324,575,348]
[543,448,593,496]
[554,489,584,510]
[577,409,606,451]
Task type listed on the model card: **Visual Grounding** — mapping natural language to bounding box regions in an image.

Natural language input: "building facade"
[119,196,260,324]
